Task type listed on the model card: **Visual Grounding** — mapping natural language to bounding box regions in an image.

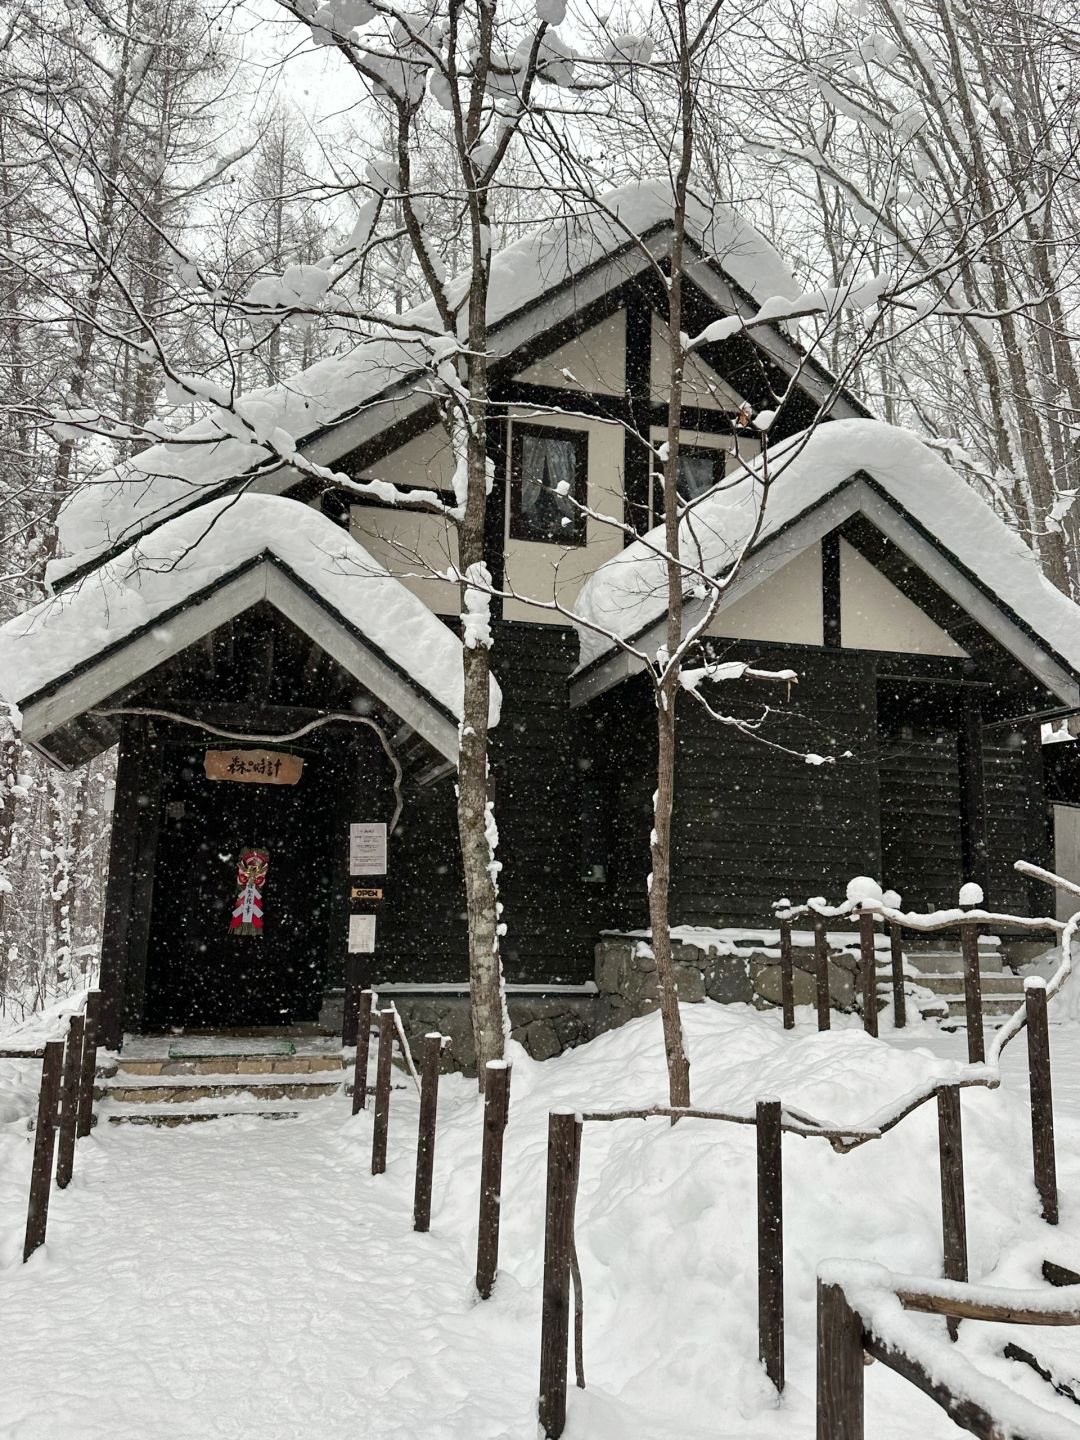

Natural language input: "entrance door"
[142,745,339,1030]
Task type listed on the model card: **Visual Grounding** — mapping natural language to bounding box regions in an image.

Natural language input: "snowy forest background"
[1,0,1077,1021]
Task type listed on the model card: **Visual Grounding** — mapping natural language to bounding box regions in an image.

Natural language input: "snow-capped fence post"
[351,989,374,1117]
[779,918,795,1030]
[816,1278,864,1439]
[888,925,906,1029]
[54,1013,85,1189]
[370,1010,395,1176]
[538,1108,582,1439]
[812,913,831,1031]
[958,894,985,1064]
[757,1097,785,1392]
[23,1038,65,1262]
[1024,979,1058,1225]
[413,1033,445,1234]
[76,990,101,1139]
[936,1085,968,1339]
[475,1059,512,1299]
[857,908,878,1038]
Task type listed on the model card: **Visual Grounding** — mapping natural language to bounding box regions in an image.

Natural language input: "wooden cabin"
[3,184,1078,1059]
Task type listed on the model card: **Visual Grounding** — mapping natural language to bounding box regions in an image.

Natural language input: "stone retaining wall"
[321,931,860,1071]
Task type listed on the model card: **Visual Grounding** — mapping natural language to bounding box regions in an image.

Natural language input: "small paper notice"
[349,822,387,876]
[348,913,377,954]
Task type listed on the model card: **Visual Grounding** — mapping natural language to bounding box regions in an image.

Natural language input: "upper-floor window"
[510,424,588,545]
[676,445,725,502]
[650,444,726,522]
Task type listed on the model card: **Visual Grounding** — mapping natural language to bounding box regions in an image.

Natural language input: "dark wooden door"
[142,745,339,1030]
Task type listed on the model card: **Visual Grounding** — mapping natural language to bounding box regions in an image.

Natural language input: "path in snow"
[4,1004,1080,1439]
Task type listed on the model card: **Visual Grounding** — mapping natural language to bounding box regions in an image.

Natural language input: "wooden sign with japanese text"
[204,750,304,786]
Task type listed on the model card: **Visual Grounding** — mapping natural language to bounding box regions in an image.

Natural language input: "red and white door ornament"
[230,848,268,935]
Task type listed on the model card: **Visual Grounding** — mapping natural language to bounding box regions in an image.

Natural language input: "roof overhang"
[18,553,462,770]
[570,476,1080,711]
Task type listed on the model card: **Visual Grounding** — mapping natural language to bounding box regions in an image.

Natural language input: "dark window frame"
[509,421,589,546]
[650,443,727,523]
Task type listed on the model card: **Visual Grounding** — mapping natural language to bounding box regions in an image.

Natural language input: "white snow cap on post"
[846,876,883,906]
[958,882,985,908]
[881,889,902,909]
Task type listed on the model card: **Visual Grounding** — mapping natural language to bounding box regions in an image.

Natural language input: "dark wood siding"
[984,729,1043,913]
[879,734,962,911]
[586,646,882,928]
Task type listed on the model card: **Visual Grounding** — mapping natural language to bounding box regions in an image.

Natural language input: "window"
[650,444,726,522]
[510,424,588,545]
[676,446,724,502]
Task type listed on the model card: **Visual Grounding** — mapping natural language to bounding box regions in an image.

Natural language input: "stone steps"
[907,972,1024,996]
[101,1039,349,1124]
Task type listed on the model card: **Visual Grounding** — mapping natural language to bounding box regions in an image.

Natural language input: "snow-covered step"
[113,1054,343,1078]
[908,949,1004,976]
[102,1100,306,1127]
[99,1070,342,1106]
[909,973,1026,997]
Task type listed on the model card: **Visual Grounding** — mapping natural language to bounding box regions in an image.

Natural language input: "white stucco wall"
[502,408,626,625]
[839,539,967,656]
[708,542,825,645]
[515,312,626,395]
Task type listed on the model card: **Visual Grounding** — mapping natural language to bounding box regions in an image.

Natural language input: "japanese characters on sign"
[349,822,387,876]
[204,749,304,786]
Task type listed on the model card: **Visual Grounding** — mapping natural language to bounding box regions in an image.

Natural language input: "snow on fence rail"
[773,865,1070,1064]
[2,989,103,1262]
[817,1261,1080,1440]
[536,966,1070,1439]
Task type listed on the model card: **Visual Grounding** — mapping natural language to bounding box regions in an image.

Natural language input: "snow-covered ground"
[3,1003,1080,1438]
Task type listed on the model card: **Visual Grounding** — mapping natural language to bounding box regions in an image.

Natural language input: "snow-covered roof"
[55,182,798,578]
[574,419,1080,687]
[0,496,499,756]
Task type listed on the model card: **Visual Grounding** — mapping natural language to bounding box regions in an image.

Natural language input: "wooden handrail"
[897,1287,1080,1326]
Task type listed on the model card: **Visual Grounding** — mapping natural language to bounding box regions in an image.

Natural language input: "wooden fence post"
[76,991,101,1139]
[54,1015,84,1190]
[370,1010,395,1176]
[757,1097,784,1392]
[24,1039,65,1262]
[342,958,361,1048]
[816,1278,865,1440]
[779,918,795,1030]
[1024,979,1058,1225]
[889,924,906,1029]
[813,913,831,1032]
[959,922,985,1064]
[538,1109,582,1440]
[476,1059,512,1299]
[937,1084,968,1339]
[413,1033,443,1233]
[352,989,374,1117]
[858,910,878,1038]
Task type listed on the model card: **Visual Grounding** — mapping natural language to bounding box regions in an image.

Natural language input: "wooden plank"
[413,1034,443,1233]
[54,1015,84,1190]
[858,911,878,1038]
[889,924,906,1028]
[476,1060,512,1300]
[538,1110,582,1440]
[352,990,374,1116]
[371,1010,394,1176]
[24,1040,65,1262]
[960,924,985,1064]
[813,915,831,1032]
[1025,982,1058,1224]
[779,919,795,1030]
[77,991,102,1138]
[816,1280,864,1440]
[937,1085,968,1339]
[757,1098,784,1392]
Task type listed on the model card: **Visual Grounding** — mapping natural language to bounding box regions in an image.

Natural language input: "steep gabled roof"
[572,420,1080,708]
[54,182,859,583]
[1,496,499,766]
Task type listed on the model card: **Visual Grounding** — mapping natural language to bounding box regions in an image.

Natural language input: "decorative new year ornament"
[230,849,269,936]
